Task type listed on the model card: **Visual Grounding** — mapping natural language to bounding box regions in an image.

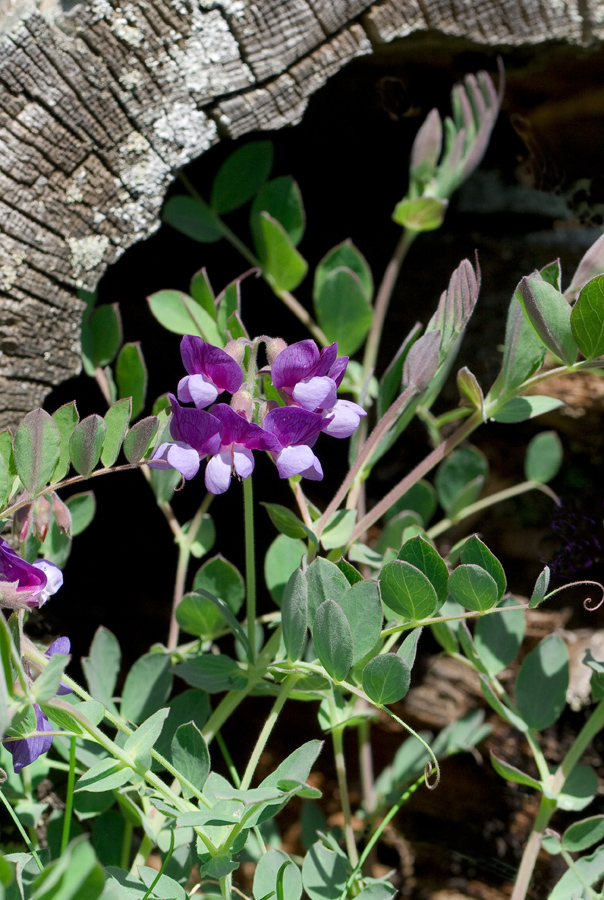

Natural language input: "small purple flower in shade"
[4,637,72,773]
[204,404,280,494]
[148,394,224,481]
[0,538,63,612]
[270,339,366,439]
[263,406,326,481]
[178,336,243,409]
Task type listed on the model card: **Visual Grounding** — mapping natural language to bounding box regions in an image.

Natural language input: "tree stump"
[0,0,601,426]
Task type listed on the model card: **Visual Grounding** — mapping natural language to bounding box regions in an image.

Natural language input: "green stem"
[121,820,134,870]
[551,697,604,795]
[427,479,559,539]
[243,476,257,662]
[202,628,282,743]
[168,492,213,650]
[0,788,44,871]
[240,674,300,790]
[177,171,327,344]
[559,847,601,899]
[329,692,359,871]
[60,737,77,854]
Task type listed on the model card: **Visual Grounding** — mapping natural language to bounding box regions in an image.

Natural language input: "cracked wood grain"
[0,0,601,427]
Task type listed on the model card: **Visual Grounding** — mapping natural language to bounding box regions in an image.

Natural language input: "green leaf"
[211,140,273,214]
[147,290,224,346]
[480,675,528,732]
[163,195,223,242]
[540,259,562,290]
[524,431,563,483]
[216,279,241,336]
[67,492,96,536]
[190,267,216,319]
[121,653,173,724]
[30,835,105,899]
[516,635,568,730]
[52,402,79,482]
[254,850,301,900]
[529,566,551,608]
[14,409,61,495]
[321,509,356,551]
[518,274,578,365]
[489,753,542,791]
[557,764,598,812]
[385,480,437,526]
[302,841,347,900]
[363,654,410,704]
[435,445,488,518]
[123,416,159,464]
[392,196,448,231]
[149,465,182,505]
[314,267,373,356]
[460,535,506,600]
[171,722,210,797]
[305,557,350,626]
[172,655,246,693]
[116,343,147,419]
[81,303,122,374]
[492,395,564,423]
[258,213,308,293]
[153,688,210,762]
[69,415,106,477]
[32,651,69,703]
[82,626,121,714]
[101,399,132,467]
[500,295,547,392]
[262,502,318,548]
[447,565,499,612]
[378,323,422,419]
[547,844,604,900]
[124,708,169,763]
[398,534,449,603]
[176,592,225,640]
[570,272,604,359]
[562,815,604,853]
[474,599,525,675]
[335,558,364,585]
[183,513,216,558]
[336,580,382,665]
[314,240,373,301]
[264,534,305,606]
[282,568,308,663]
[398,627,422,669]
[251,175,305,248]
[379,560,439,621]
[193,555,245,614]
[313,599,354,682]
[75,758,132,793]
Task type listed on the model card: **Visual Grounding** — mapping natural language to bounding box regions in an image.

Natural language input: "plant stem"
[167,491,213,650]
[361,228,416,391]
[329,691,359,870]
[551,697,604,795]
[60,736,77,854]
[243,476,257,662]
[357,709,376,816]
[316,385,419,538]
[510,795,557,900]
[349,410,482,543]
[427,479,559,539]
[240,673,299,790]
[0,789,44,871]
[121,820,134,870]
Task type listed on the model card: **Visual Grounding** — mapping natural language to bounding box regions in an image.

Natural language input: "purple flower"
[270,340,366,438]
[263,406,326,481]
[148,394,224,481]
[0,538,63,611]
[204,404,280,494]
[4,637,72,773]
[177,336,243,409]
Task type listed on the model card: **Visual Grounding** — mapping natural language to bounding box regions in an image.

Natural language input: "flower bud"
[266,338,287,366]
[410,107,442,176]
[231,389,253,421]
[51,492,72,538]
[224,340,245,365]
[258,399,277,427]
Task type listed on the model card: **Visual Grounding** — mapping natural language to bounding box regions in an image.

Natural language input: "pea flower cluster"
[149,335,366,494]
[0,537,63,611]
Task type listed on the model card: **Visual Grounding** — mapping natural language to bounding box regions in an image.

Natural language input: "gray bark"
[0,0,601,427]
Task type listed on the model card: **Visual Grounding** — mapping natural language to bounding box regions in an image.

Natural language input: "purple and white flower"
[148,394,224,481]
[270,340,366,438]
[263,406,326,481]
[0,538,63,611]
[177,336,243,409]
[204,404,279,494]
[4,637,72,773]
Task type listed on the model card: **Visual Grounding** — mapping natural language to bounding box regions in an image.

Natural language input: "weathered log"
[0,0,600,427]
